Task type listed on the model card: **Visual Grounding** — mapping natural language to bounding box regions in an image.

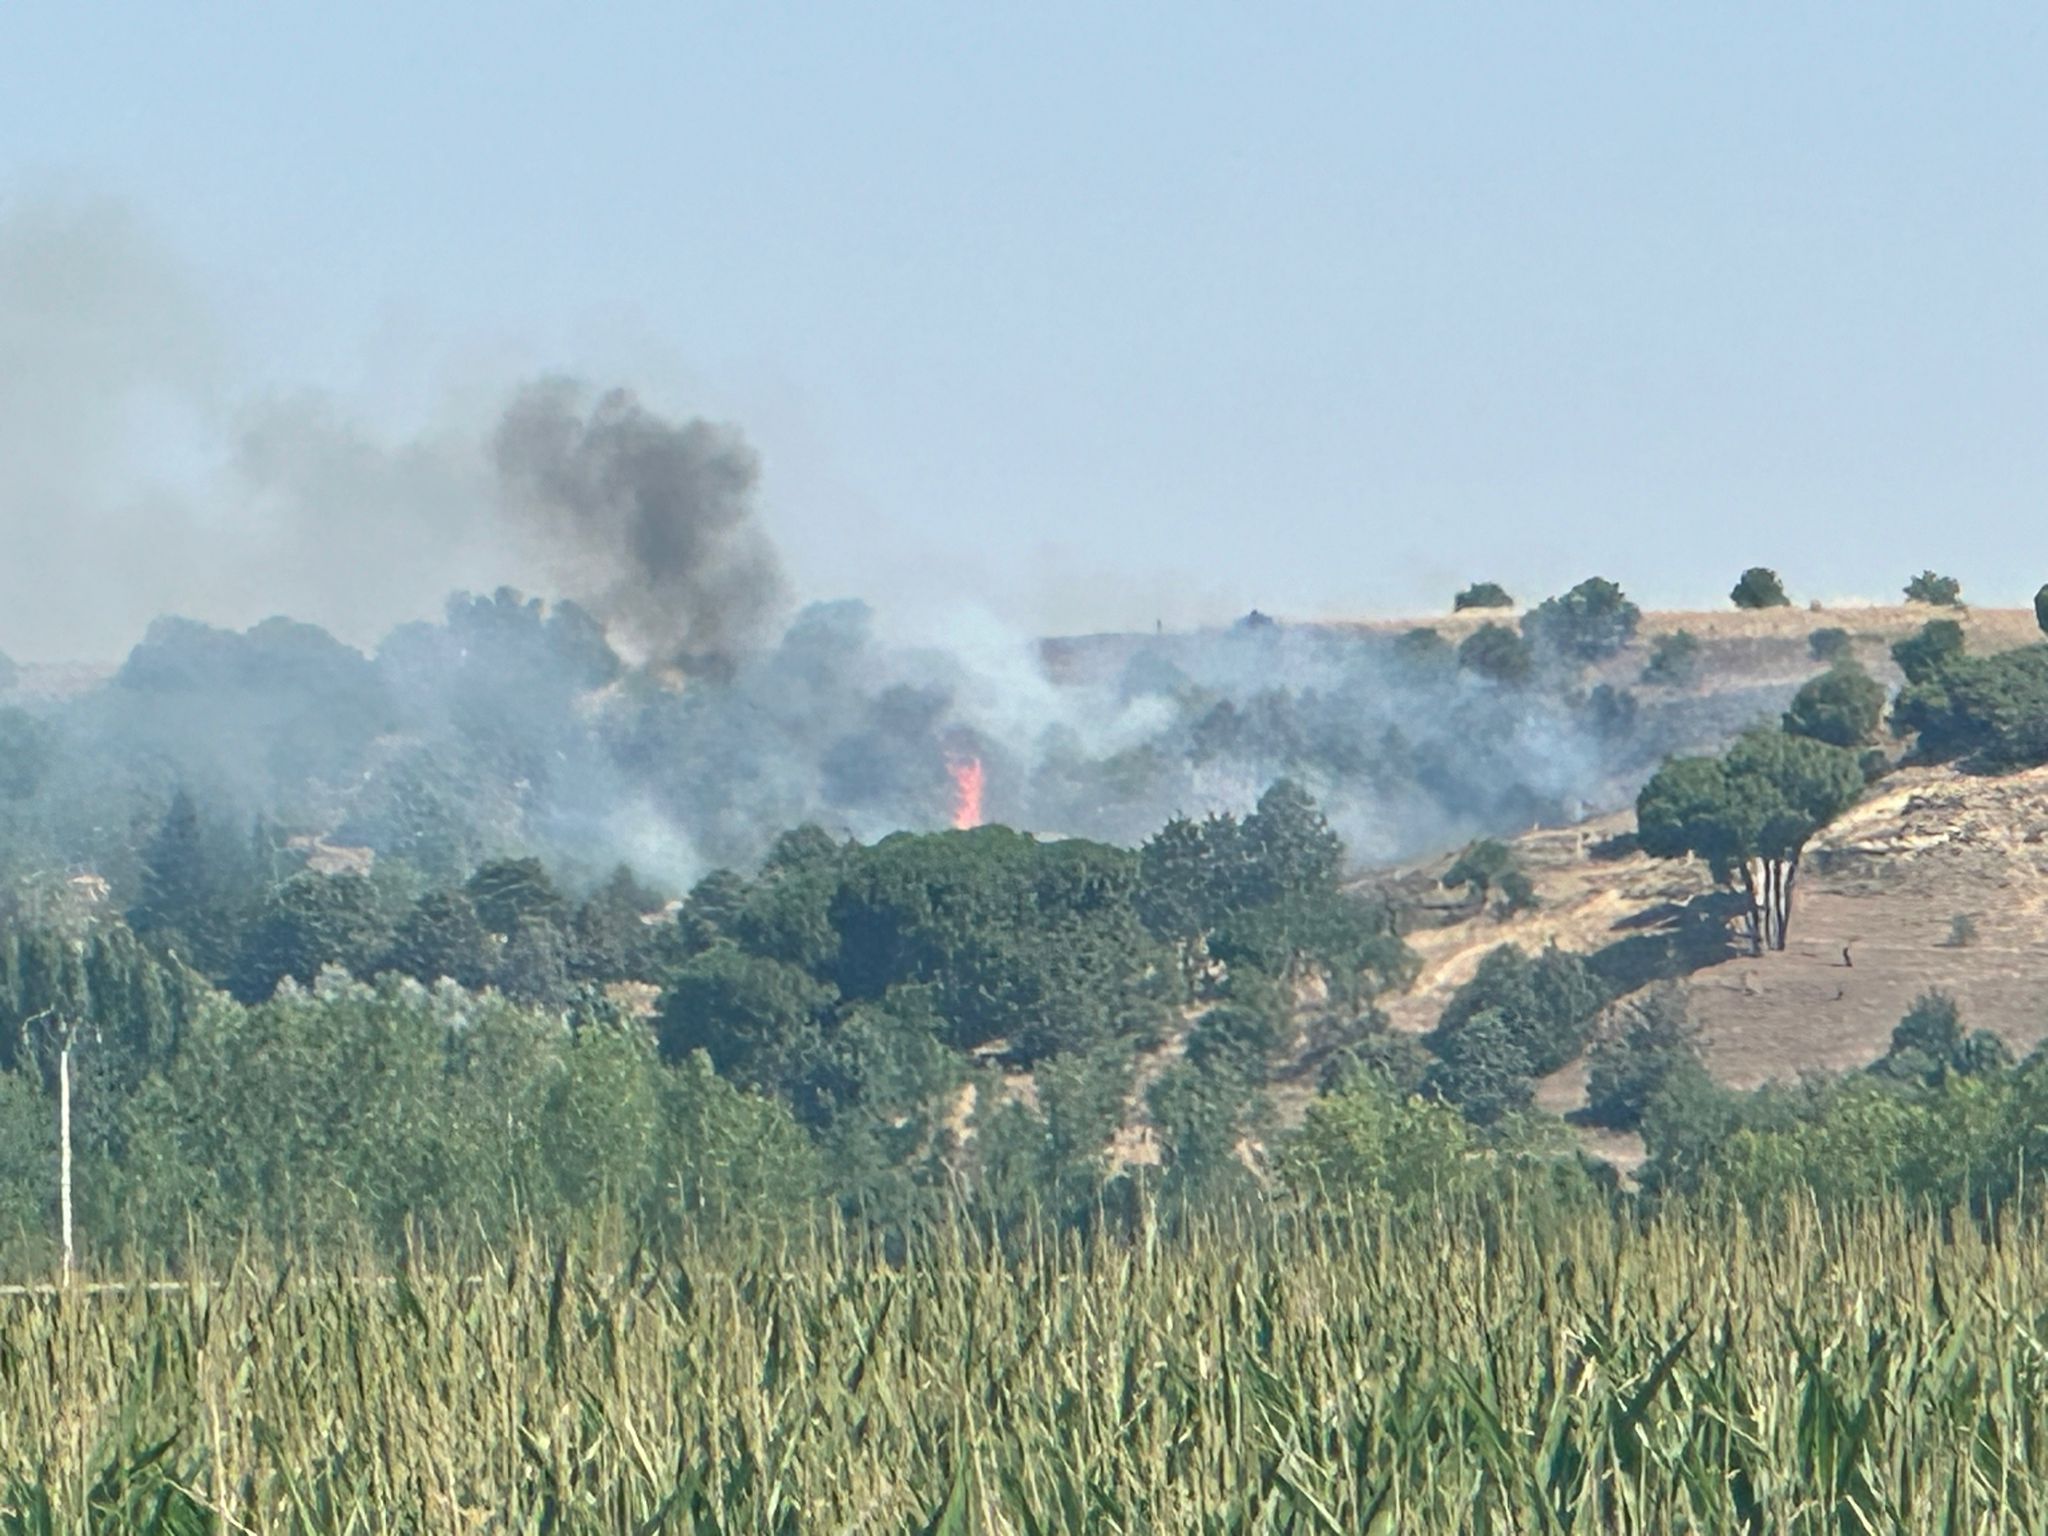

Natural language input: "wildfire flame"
[948,755,985,830]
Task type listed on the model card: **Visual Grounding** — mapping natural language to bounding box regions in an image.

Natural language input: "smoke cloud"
[491,380,788,669]
[0,194,1808,899]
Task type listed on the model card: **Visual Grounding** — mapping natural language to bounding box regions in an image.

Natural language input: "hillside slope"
[1371,760,2048,1143]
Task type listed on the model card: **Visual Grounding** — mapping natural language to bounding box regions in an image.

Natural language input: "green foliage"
[1421,1007,1534,1125]
[1808,626,1853,663]
[498,913,573,1006]
[657,945,838,1092]
[1641,629,1702,687]
[1782,661,1886,748]
[1892,642,2048,768]
[1495,868,1539,916]
[1583,986,1703,1130]
[568,865,666,982]
[1521,576,1641,665]
[229,872,390,1003]
[1457,621,1532,684]
[1423,944,1606,1122]
[126,789,248,978]
[1904,569,1963,606]
[382,889,492,988]
[463,856,567,936]
[1583,682,1638,739]
[1730,566,1790,609]
[1206,893,1411,1003]
[1442,838,1514,907]
[1947,912,1979,948]
[1890,618,1966,685]
[2037,582,2048,639]
[1241,778,1343,904]
[1453,580,1515,611]
[1636,729,1864,950]
[1392,626,1455,678]
[1278,1070,1484,1204]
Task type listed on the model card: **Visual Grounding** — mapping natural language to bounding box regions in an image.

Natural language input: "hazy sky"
[3,5,2046,659]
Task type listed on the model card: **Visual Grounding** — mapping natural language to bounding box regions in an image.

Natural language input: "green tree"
[1453,581,1514,611]
[1891,619,1965,685]
[1392,627,1455,678]
[1730,567,1790,609]
[2036,583,2048,638]
[656,945,838,1093]
[464,857,567,937]
[1241,779,1343,905]
[1522,577,1641,665]
[1421,1006,1535,1125]
[1782,662,1886,748]
[381,889,493,988]
[1904,570,1963,607]
[229,872,391,1003]
[1641,630,1702,687]
[1442,839,1514,910]
[1583,986,1703,1130]
[1426,943,1606,1085]
[126,790,245,978]
[569,865,666,982]
[498,914,573,1007]
[1808,627,1852,664]
[1458,622,1533,685]
[1636,729,1865,953]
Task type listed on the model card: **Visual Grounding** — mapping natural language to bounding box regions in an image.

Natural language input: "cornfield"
[7,1199,2048,1532]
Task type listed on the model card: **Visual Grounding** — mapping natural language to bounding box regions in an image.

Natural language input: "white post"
[58,1027,73,1285]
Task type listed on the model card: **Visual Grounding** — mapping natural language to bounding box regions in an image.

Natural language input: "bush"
[1641,630,1702,688]
[1808,627,1852,663]
[1494,869,1540,918]
[1891,619,1966,685]
[1421,1007,1535,1125]
[1424,944,1607,1123]
[1947,913,1978,948]
[1904,571,1963,607]
[1453,581,1514,611]
[1584,684,1638,740]
[1392,627,1455,678]
[1458,623,1533,685]
[1730,567,1790,609]
[1521,578,1641,666]
[1583,987,1703,1130]
[1782,662,1886,748]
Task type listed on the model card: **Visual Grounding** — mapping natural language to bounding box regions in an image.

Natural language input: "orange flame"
[948,755,985,830]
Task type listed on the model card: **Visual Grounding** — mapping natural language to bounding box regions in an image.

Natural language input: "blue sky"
[3,4,2046,657]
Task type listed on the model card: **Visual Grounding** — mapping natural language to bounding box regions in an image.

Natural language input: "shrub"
[1904,571,1963,607]
[1522,577,1641,665]
[1947,913,1978,948]
[1453,581,1514,611]
[1730,567,1790,609]
[1782,662,1886,748]
[1583,987,1703,1130]
[1458,623,1533,685]
[1808,627,1852,663]
[1584,684,1638,739]
[1641,630,1702,687]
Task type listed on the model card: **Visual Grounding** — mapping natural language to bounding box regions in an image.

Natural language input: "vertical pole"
[58,1029,73,1285]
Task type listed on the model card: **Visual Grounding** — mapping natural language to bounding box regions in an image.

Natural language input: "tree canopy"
[1730,567,1790,609]
[1636,729,1864,953]
[1521,577,1641,665]
[1453,581,1514,611]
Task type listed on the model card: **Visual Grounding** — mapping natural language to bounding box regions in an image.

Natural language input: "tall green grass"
[5,1198,2048,1532]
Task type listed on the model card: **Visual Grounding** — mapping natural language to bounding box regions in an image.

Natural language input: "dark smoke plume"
[492,379,788,669]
